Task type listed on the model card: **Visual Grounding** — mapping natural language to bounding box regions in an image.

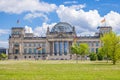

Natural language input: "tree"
[79,43,89,60]
[89,52,97,61]
[0,53,7,60]
[101,32,120,65]
[71,43,80,63]
[98,47,107,61]
[71,43,89,63]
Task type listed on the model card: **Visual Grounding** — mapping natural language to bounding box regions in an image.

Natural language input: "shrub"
[89,53,97,61]
[97,53,104,60]
[0,53,7,60]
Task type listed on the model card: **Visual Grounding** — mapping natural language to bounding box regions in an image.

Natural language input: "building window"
[42,48,46,54]
[91,48,94,52]
[92,42,94,47]
[77,42,79,46]
[59,41,62,56]
[14,43,19,47]
[24,48,27,54]
[29,43,31,47]
[96,42,99,46]
[42,43,46,47]
[34,48,36,54]
[38,43,41,47]
[88,42,91,46]
[15,49,19,54]
[38,50,42,54]
[54,42,58,55]
[24,43,27,47]
[96,48,98,53]
[64,41,68,55]
[29,48,32,54]
[34,43,36,47]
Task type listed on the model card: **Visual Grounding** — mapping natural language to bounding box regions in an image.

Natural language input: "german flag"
[36,47,42,50]
[101,18,106,23]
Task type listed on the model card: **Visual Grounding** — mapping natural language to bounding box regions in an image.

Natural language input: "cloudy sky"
[0,0,120,48]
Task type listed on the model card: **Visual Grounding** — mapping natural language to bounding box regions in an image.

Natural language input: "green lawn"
[0,60,120,80]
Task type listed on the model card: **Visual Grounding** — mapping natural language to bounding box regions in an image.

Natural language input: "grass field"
[0,60,120,80]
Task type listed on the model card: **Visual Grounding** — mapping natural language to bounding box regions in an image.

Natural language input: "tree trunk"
[106,54,109,63]
[113,61,116,65]
[76,55,78,63]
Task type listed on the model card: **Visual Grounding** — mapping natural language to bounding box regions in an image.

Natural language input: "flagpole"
[36,47,42,60]
[17,19,20,27]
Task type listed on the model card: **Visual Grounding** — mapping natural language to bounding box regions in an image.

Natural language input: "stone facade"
[8,22,112,60]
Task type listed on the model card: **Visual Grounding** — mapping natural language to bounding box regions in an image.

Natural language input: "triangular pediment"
[53,33,68,38]
[56,34,64,38]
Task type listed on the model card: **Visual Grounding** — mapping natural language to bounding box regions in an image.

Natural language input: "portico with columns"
[46,22,76,60]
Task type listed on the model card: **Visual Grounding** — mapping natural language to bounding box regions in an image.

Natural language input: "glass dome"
[51,22,73,33]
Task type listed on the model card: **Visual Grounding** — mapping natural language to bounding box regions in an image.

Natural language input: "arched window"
[14,43,19,47]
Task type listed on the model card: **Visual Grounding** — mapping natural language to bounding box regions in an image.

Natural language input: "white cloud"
[56,5,120,35]
[64,1,78,4]
[0,0,57,14]
[25,25,33,33]
[56,5,101,35]
[104,11,120,33]
[70,4,86,9]
[0,29,10,36]
[24,23,56,37]
[34,22,56,36]
[24,12,49,22]
[0,40,8,48]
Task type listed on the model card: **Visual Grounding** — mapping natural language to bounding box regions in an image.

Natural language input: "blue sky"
[0,0,120,48]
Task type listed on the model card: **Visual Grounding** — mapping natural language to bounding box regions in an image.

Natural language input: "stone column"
[9,42,13,54]
[53,41,54,55]
[57,41,59,56]
[62,41,64,55]
[67,41,69,54]
[46,40,50,55]
[19,43,22,55]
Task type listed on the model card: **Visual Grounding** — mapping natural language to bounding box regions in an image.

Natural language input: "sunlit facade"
[8,22,112,60]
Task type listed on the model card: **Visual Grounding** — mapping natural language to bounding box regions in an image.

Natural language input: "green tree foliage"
[101,32,120,65]
[0,53,7,60]
[79,43,89,60]
[71,43,89,63]
[89,53,97,61]
[71,43,80,63]
[98,48,105,61]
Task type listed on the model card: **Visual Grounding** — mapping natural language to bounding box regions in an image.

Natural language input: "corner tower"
[8,27,25,59]
[98,26,112,36]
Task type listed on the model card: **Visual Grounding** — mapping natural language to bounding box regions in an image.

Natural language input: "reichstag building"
[8,22,112,60]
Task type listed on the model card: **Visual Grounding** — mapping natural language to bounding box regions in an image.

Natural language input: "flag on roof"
[101,18,105,23]
[36,47,42,50]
